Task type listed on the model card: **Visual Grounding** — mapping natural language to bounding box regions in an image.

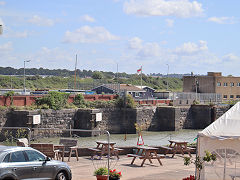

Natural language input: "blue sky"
[0,0,240,76]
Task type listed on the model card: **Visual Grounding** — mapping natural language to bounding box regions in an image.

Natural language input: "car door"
[7,150,34,179]
[24,150,56,179]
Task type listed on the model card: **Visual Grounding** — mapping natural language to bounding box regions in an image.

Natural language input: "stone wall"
[0,104,232,137]
[215,105,230,119]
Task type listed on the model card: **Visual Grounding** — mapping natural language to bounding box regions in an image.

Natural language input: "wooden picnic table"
[128,146,164,167]
[88,141,122,159]
[53,145,65,161]
[168,140,192,158]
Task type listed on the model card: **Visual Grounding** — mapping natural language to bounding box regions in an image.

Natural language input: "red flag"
[137,68,142,73]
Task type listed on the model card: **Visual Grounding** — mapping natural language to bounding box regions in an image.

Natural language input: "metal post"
[24,60,30,95]
[195,76,198,101]
[0,24,2,35]
[166,64,169,90]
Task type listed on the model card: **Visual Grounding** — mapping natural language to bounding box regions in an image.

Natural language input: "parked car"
[0,146,72,180]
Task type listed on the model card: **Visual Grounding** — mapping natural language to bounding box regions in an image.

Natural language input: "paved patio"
[67,154,196,180]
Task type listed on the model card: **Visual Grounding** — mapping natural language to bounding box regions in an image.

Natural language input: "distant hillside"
[0,67,183,91]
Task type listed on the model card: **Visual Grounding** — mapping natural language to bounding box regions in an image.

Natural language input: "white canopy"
[198,102,240,139]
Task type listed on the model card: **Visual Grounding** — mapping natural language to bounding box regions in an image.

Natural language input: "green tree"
[92,71,104,79]
[73,94,86,108]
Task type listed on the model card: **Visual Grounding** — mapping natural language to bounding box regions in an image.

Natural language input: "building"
[183,72,240,100]
[91,84,146,98]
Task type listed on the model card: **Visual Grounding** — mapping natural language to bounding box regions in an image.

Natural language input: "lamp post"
[24,60,30,94]
[166,64,169,90]
[194,76,198,101]
[0,24,2,35]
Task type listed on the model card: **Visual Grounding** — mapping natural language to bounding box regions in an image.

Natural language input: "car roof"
[0,146,33,153]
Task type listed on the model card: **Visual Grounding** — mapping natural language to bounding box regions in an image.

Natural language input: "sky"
[0,0,240,76]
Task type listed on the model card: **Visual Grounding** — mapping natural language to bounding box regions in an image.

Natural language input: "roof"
[199,102,240,139]
[135,86,155,91]
[119,84,145,92]
[94,84,145,92]
[0,146,32,152]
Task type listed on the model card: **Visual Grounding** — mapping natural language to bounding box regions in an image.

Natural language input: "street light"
[24,60,31,94]
[166,64,169,90]
[0,24,2,35]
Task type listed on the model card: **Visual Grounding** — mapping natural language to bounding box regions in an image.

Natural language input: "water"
[78,129,200,148]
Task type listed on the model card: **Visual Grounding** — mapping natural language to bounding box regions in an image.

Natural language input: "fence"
[171,92,222,103]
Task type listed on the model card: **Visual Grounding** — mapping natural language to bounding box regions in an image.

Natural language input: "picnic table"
[127,146,164,167]
[160,140,193,158]
[88,140,123,159]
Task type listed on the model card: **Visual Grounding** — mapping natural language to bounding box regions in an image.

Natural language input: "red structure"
[0,95,170,107]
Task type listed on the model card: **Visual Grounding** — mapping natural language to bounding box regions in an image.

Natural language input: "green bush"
[115,94,136,108]
[73,94,86,108]
[35,91,69,110]
[4,91,15,105]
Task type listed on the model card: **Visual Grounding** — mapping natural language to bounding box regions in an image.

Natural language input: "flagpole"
[74,54,77,89]
[141,66,142,89]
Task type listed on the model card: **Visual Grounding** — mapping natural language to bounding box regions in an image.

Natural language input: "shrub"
[35,91,69,110]
[4,91,15,105]
[115,94,136,108]
[73,94,86,108]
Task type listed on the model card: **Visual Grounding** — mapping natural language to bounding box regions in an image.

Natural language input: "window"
[223,95,227,99]
[3,153,10,162]
[237,95,240,98]
[10,151,26,162]
[230,95,234,99]
[230,82,234,87]
[25,150,45,161]
[223,83,228,87]
[237,83,240,87]
[217,82,221,86]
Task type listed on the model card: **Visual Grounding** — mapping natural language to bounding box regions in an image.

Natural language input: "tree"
[92,71,104,79]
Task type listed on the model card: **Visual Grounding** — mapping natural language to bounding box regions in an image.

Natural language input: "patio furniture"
[58,138,79,162]
[30,143,59,159]
[166,140,193,158]
[89,141,123,159]
[127,146,164,167]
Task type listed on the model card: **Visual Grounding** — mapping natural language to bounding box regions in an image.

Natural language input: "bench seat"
[127,154,144,158]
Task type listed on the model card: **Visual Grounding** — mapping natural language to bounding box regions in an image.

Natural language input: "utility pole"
[74,54,78,89]
[0,24,2,35]
[166,64,169,90]
[24,60,31,94]
[140,66,143,89]
[116,63,118,83]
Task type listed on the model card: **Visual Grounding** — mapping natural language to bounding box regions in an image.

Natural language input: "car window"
[3,153,10,162]
[10,151,26,162]
[25,150,45,161]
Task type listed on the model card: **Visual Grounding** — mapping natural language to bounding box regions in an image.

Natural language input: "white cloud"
[3,30,28,38]
[63,25,120,43]
[174,40,208,54]
[28,15,55,26]
[165,19,174,27]
[128,37,161,57]
[81,14,95,22]
[137,42,161,57]
[222,53,240,61]
[123,0,204,18]
[208,17,238,24]
[128,37,143,49]
[0,42,13,54]
[0,1,5,6]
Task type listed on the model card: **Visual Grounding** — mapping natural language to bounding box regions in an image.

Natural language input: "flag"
[137,67,142,74]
